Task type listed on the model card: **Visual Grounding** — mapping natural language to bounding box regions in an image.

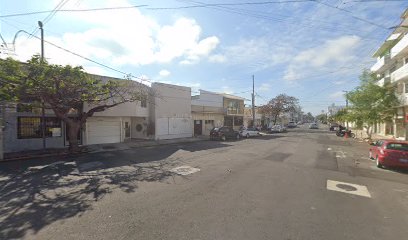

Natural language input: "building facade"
[191,90,224,136]
[371,9,408,139]
[150,82,193,140]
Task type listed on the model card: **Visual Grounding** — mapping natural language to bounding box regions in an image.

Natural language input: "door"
[87,119,121,145]
[124,121,131,139]
[194,120,202,135]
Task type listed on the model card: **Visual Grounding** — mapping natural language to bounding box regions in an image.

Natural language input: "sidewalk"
[2,136,209,161]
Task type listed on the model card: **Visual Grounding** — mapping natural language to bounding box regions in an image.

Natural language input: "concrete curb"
[2,137,208,162]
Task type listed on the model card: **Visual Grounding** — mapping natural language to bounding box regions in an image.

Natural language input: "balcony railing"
[391,33,408,59]
[226,108,244,115]
[391,64,408,83]
[370,54,390,72]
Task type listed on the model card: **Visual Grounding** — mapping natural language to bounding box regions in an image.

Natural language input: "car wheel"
[221,135,226,141]
[376,156,383,168]
[350,133,356,138]
[246,133,250,138]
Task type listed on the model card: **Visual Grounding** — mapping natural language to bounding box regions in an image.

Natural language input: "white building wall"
[84,101,149,117]
[152,83,193,140]
[191,90,223,108]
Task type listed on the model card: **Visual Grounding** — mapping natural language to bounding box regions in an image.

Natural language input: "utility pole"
[252,75,255,128]
[343,90,349,129]
[38,21,46,149]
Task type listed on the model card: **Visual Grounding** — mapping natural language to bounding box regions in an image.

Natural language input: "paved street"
[1,125,408,240]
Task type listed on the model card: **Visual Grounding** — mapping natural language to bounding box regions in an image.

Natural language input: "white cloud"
[218,38,293,70]
[159,70,171,77]
[258,83,271,92]
[12,0,220,69]
[333,80,346,85]
[209,54,227,63]
[283,35,361,82]
[329,91,346,99]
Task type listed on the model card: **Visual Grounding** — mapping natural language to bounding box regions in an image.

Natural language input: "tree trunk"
[365,125,372,140]
[273,115,278,125]
[66,120,81,152]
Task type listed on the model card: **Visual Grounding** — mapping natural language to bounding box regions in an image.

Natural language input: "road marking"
[170,166,200,176]
[327,180,371,198]
[327,148,332,151]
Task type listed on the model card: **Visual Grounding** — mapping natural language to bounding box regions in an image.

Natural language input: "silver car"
[309,123,318,129]
[239,127,260,138]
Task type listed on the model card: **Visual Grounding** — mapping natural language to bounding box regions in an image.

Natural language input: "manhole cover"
[336,183,358,191]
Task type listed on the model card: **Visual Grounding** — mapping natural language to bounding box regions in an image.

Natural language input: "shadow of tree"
[0,160,176,239]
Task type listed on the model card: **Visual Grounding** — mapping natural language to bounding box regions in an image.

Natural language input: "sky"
[0,0,407,115]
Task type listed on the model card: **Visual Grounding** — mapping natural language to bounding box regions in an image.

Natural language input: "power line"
[312,0,390,30]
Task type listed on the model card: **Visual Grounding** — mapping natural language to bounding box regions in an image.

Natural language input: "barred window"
[17,117,62,139]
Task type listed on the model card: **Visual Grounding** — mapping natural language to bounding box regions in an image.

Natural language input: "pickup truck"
[210,126,241,141]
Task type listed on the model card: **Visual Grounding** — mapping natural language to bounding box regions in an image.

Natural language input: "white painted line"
[327,148,332,151]
[170,166,200,176]
[327,180,371,198]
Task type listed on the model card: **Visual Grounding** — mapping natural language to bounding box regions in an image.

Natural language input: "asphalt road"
[1,125,408,240]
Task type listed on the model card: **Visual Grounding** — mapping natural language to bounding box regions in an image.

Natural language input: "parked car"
[369,140,408,169]
[269,125,287,133]
[297,121,303,125]
[239,127,260,138]
[210,126,240,141]
[287,121,297,128]
[329,123,339,131]
[309,123,318,129]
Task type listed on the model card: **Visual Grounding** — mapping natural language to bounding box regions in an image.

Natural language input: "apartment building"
[371,8,408,139]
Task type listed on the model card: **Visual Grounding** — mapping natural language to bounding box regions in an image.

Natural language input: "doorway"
[194,120,202,136]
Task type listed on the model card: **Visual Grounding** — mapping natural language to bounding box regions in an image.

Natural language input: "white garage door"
[87,120,121,145]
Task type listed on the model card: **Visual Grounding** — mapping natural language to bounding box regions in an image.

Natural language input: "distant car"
[329,123,339,131]
[269,125,287,133]
[240,127,260,138]
[287,121,297,128]
[309,123,318,129]
[369,140,408,169]
[210,126,240,141]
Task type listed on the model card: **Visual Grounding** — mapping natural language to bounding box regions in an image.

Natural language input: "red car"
[369,140,408,169]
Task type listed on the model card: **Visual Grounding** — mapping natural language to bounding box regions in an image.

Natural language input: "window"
[405,83,408,93]
[17,117,62,139]
[233,116,243,126]
[386,143,408,151]
[141,97,147,108]
[18,117,41,139]
[205,120,214,125]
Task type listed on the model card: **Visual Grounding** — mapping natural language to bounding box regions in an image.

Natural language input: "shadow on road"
[0,141,231,239]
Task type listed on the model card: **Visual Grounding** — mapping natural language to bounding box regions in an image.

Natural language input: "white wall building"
[191,90,225,136]
[370,8,408,139]
[150,83,193,140]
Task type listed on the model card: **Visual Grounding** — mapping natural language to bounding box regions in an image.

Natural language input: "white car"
[269,125,287,133]
[239,127,260,138]
[287,121,297,128]
[309,123,318,129]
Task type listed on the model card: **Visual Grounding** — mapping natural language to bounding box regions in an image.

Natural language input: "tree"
[344,70,399,139]
[0,56,149,152]
[316,114,327,123]
[302,112,314,122]
[259,94,299,125]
